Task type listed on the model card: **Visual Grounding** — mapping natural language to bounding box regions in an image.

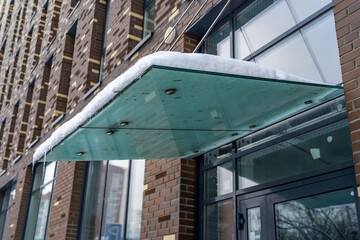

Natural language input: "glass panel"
[42,66,343,162]
[204,23,231,57]
[204,143,232,165]
[143,0,155,38]
[101,160,130,240]
[34,182,53,240]
[24,190,41,239]
[206,199,234,240]
[0,184,16,239]
[242,0,296,52]
[79,161,107,240]
[234,28,251,60]
[205,161,233,199]
[126,160,145,240]
[287,0,332,23]
[42,162,56,185]
[301,11,342,85]
[247,207,261,240]
[238,120,352,189]
[275,188,360,239]
[255,31,322,82]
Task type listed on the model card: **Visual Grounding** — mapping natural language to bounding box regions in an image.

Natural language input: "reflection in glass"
[24,163,56,239]
[301,11,342,84]
[247,207,261,240]
[206,199,234,240]
[238,120,352,189]
[143,0,155,38]
[126,160,145,240]
[34,183,53,240]
[79,161,107,240]
[101,160,130,240]
[205,161,233,199]
[204,23,231,58]
[275,188,360,239]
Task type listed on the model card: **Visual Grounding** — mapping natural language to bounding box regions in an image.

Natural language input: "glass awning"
[33,53,343,162]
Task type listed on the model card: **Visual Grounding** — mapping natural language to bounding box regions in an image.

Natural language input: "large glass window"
[0,181,16,239]
[201,97,355,239]
[204,0,341,84]
[79,160,145,240]
[24,162,57,240]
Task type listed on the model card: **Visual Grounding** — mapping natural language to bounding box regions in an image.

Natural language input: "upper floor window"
[79,160,145,240]
[23,162,57,240]
[0,180,16,239]
[143,0,155,38]
[204,0,342,85]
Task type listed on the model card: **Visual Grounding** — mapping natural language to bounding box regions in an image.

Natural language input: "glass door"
[237,170,360,240]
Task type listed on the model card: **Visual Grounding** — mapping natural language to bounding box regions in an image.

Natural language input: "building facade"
[0,0,359,239]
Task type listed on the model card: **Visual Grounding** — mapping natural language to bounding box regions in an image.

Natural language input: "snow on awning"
[33,52,343,163]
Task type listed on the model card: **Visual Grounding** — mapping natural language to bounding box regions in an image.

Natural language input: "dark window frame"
[0,176,17,239]
[198,95,356,240]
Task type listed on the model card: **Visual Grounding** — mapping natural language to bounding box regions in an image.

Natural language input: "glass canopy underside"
[40,65,343,161]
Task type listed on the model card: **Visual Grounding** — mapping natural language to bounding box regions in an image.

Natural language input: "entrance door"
[237,169,360,240]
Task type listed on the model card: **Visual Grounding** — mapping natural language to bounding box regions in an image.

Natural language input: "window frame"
[0,176,17,239]
[198,96,356,240]
[22,162,57,240]
[201,0,333,63]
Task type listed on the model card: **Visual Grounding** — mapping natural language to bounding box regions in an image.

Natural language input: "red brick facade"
[0,0,358,239]
[333,0,360,184]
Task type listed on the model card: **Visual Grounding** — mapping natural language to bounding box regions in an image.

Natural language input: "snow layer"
[33,51,328,163]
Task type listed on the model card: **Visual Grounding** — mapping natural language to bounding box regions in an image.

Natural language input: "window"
[0,180,16,239]
[24,162,57,240]
[204,0,341,84]
[200,97,358,239]
[79,160,145,240]
[143,0,155,38]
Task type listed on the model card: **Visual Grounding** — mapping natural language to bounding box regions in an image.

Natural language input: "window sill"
[124,32,152,61]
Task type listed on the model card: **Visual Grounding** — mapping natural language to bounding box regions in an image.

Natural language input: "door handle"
[237,213,245,230]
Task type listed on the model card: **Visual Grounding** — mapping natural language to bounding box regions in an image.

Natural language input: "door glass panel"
[205,161,233,198]
[206,199,234,240]
[238,120,352,189]
[34,182,53,240]
[247,207,261,240]
[275,188,360,239]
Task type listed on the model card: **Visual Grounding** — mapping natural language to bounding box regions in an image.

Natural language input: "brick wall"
[141,158,196,240]
[333,0,360,184]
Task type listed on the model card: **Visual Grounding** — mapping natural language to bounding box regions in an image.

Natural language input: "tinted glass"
[33,183,53,240]
[238,120,352,189]
[247,207,261,240]
[275,188,359,239]
[79,161,107,240]
[287,0,331,23]
[205,161,233,199]
[204,143,232,165]
[206,199,234,240]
